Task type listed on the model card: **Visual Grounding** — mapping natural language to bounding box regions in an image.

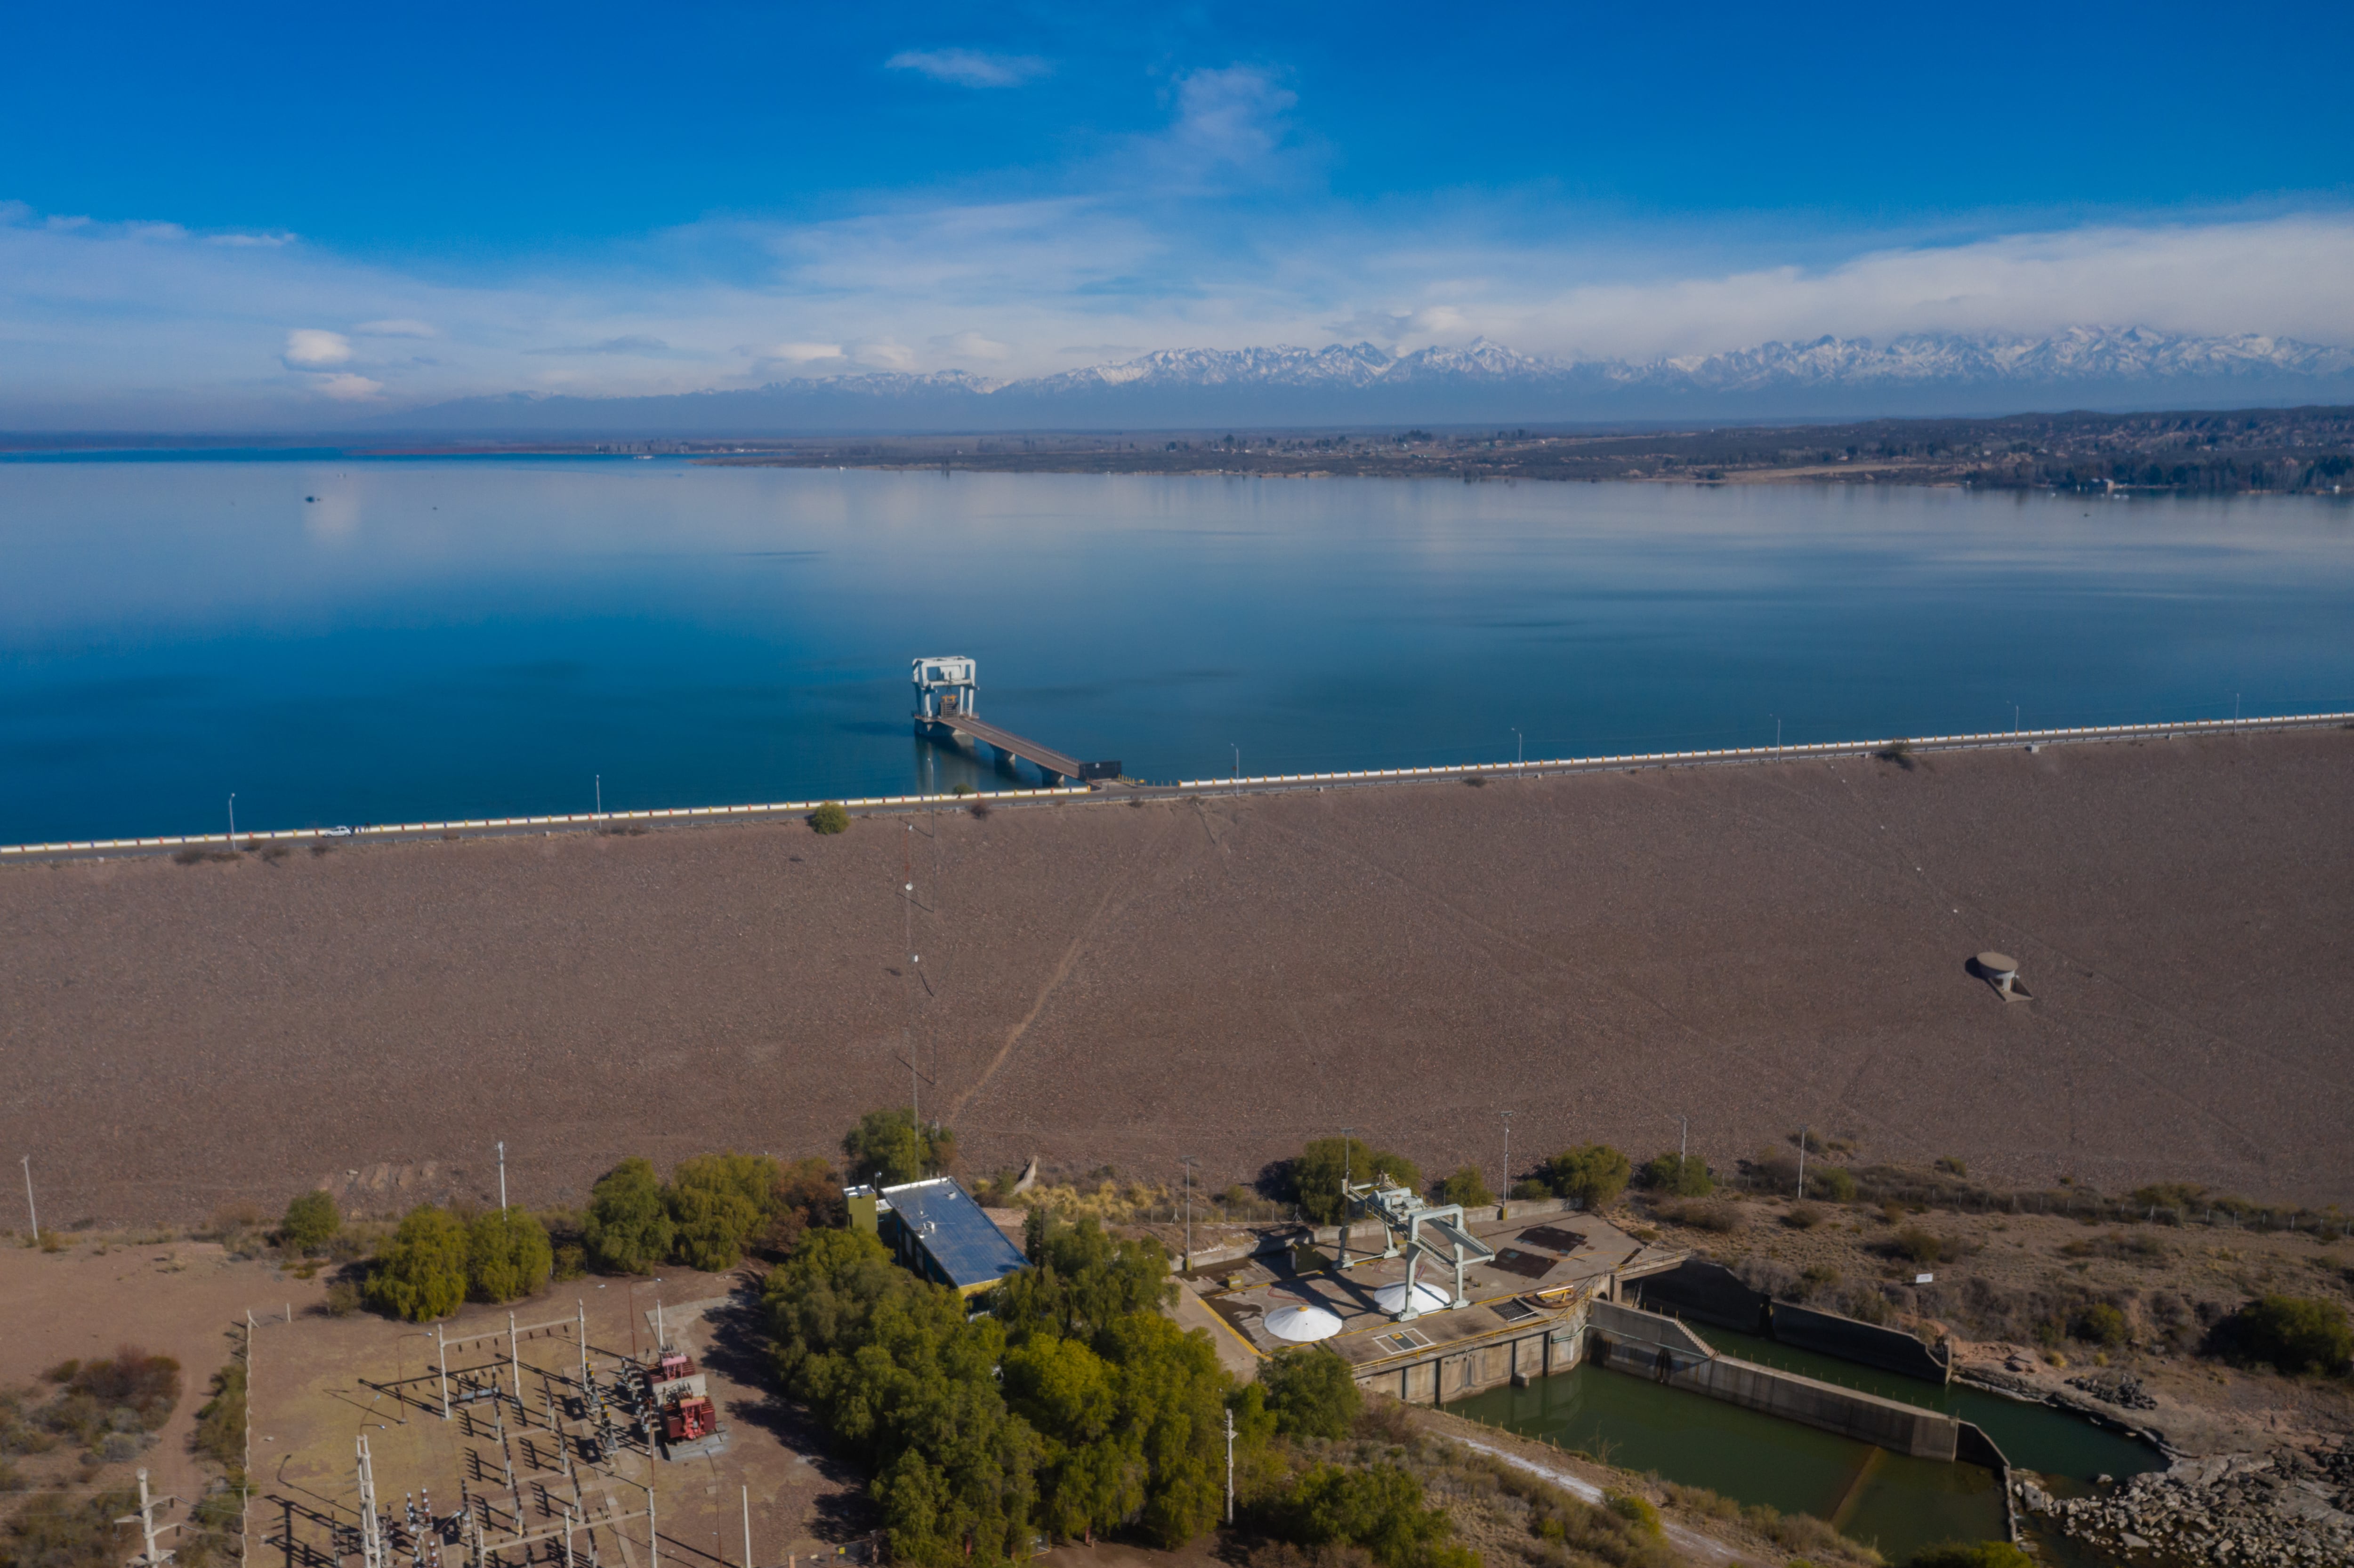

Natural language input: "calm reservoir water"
[1447,1323,2163,1565]
[4,454,2352,844]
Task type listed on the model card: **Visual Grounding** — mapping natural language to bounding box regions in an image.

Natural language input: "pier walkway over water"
[910,653,1120,785]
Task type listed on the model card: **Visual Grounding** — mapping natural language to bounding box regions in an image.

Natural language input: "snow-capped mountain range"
[393,327,2354,432]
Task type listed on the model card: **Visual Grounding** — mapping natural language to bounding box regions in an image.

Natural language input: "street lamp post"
[227,793,236,849]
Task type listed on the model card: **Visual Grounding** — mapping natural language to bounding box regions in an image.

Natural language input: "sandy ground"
[3,730,2350,1230]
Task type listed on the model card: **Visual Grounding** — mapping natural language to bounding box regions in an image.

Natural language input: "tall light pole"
[1797,1126,1809,1200]
[20,1155,35,1246]
[1224,1406,1236,1522]
[1231,742,1240,795]
[1337,1126,1354,1269]
[226,793,237,848]
[497,1142,508,1213]
[595,775,602,818]
[1180,1157,1198,1270]
[1499,1111,1512,1211]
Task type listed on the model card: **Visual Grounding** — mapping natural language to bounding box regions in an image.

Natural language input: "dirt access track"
[2,728,2350,1227]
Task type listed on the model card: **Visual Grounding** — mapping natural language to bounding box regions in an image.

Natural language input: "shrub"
[280,1190,340,1254]
[50,1348,181,1449]
[1435,1166,1492,1209]
[190,1362,245,1474]
[1506,1179,1550,1202]
[808,802,850,834]
[668,1151,781,1270]
[466,1208,553,1302]
[365,1206,469,1320]
[1907,1544,2032,1568]
[1603,1493,1661,1536]
[322,1279,362,1316]
[1534,1144,1631,1209]
[1935,1157,1967,1177]
[1290,1138,1422,1225]
[968,801,991,820]
[1639,1152,1713,1198]
[2071,1303,2128,1347]
[841,1108,956,1188]
[1660,1200,1743,1234]
[552,1245,587,1281]
[583,1158,674,1274]
[2215,1295,2352,1376]
[1807,1166,1857,1203]
[1781,1206,1822,1230]
[1260,1347,1361,1439]
[1891,1227,1943,1265]
[0,1488,140,1568]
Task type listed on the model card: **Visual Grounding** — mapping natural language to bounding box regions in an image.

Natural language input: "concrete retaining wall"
[1587,1303,1961,1462]
[1772,1301,1950,1382]
[1628,1259,1768,1333]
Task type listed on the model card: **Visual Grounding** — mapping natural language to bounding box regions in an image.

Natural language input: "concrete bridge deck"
[918,710,1113,783]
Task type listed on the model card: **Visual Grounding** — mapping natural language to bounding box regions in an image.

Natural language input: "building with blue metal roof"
[847,1175,1029,1297]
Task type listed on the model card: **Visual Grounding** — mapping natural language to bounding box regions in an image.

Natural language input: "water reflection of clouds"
[303,488,361,540]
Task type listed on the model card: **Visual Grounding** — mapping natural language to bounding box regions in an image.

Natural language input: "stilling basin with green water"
[1446,1326,2164,1565]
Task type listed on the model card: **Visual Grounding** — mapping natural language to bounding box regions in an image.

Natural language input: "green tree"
[841,1108,955,1187]
[2219,1295,2353,1376]
[1534,1144,1632,1209]
[466,1207,553,1303]
[583,1158,674,1274]
[1637,1152,1712,1198]
[1435,1166,1492,1209]
[280,1190,340,1254]
[1259,1346,1361,1439]
[365,1206,469,1321]
[808,802,850,834]
[1268,1463,1470,1568]
[1292,1137,1422,1225]
[757,1156,846,1257]
[668,1151,781,1270]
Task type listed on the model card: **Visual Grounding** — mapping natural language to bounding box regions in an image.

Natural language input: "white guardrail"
[4,710,2348,859]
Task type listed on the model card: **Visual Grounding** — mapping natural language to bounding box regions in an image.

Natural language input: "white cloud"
[209,231,296,248]
[928,329,1012,361]
[1159,66,1297,170]
[314,372,383,400]
[886,48,1048,88]
[847,338,916,370]
[354,317,438,338]
[282,328,354,367]
[756,341,845,363]
[524,334,677,356]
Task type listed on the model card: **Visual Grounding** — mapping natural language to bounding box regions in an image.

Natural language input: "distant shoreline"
[4,403,2351,495]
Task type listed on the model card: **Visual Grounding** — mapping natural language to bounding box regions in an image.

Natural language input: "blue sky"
[4,0,2351,424]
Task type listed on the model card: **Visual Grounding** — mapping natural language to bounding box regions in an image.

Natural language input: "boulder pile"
[2017,1448,2352,1564]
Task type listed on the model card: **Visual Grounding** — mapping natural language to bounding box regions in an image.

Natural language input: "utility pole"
[1675,1115,1688,1168]
[1224,1407,1235,1524]
[595,775,602,818]
[226,793,236,849]
[741,1486,751,1568]
[1797,1126,1809,1200]
[1512,728,1523,773]
[1180,1157,1198,1270]
[116,1467,178,1568]
[1231,743,1240,795]
[19,1155,34,1246]
[497,1142,507,1214]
